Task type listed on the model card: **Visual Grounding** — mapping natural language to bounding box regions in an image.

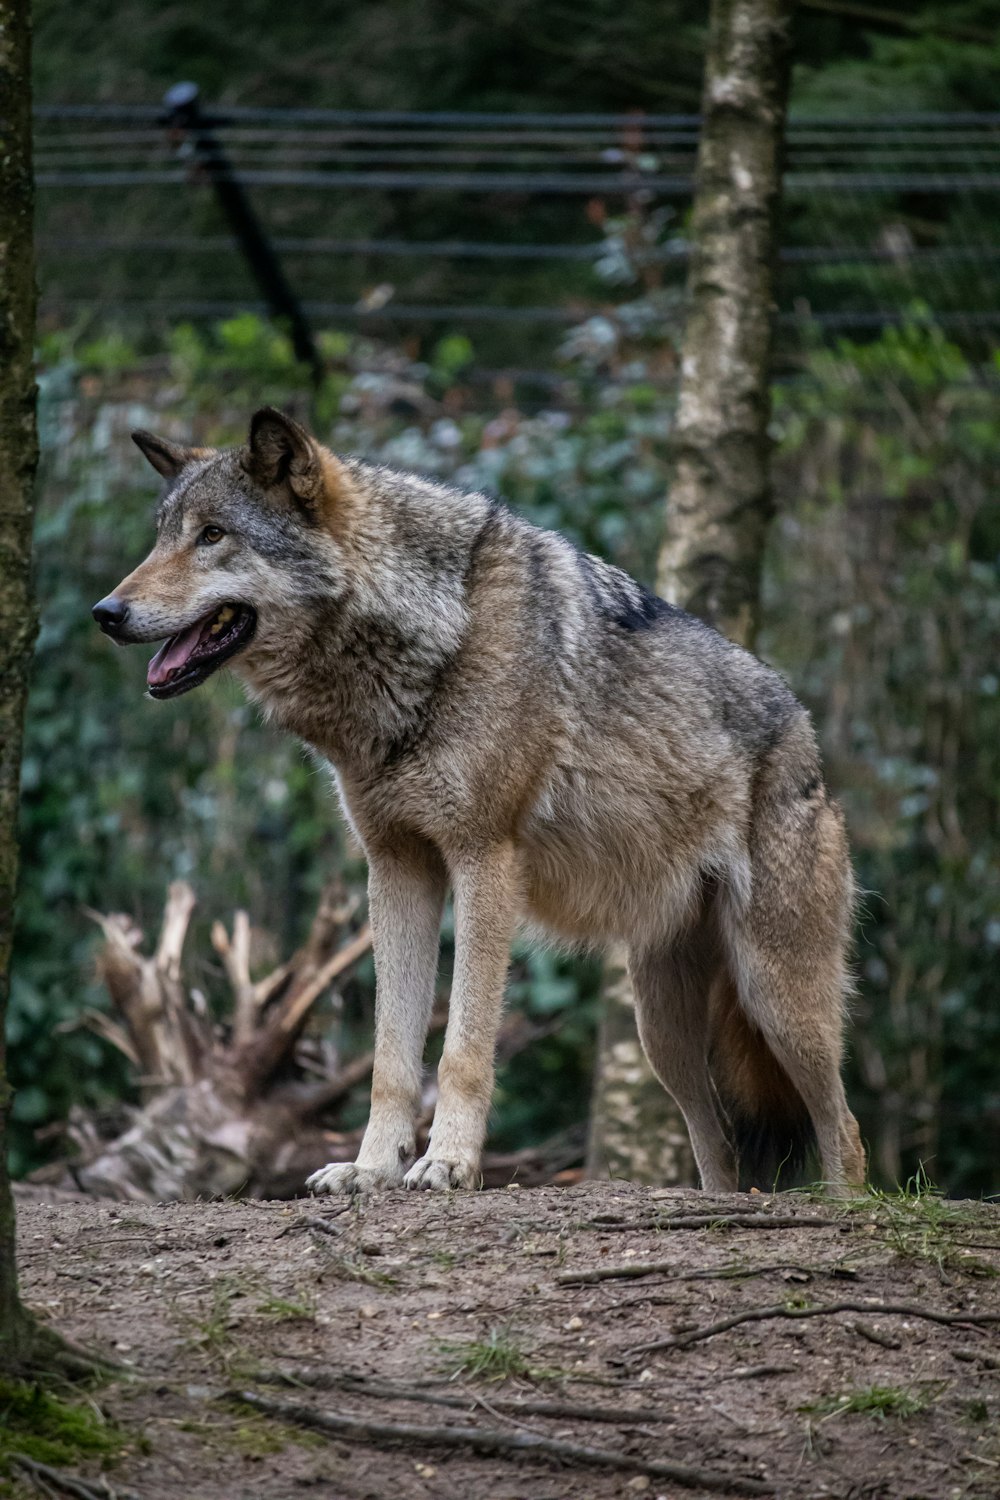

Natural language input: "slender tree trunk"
[0,0,94,1376]
[0,0,42,1370]
[658,0,792,645]
[587,0,792,1185]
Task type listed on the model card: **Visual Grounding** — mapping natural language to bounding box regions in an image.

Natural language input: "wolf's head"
[93,408,353,699]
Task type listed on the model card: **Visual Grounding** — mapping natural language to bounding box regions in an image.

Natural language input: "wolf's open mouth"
[146,603,257,699]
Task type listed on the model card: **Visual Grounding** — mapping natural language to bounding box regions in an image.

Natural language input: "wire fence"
[33,103,1000,358]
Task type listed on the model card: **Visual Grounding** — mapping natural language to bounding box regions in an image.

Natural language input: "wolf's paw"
[306,1161,403,1196]
[403,1155,481,1191]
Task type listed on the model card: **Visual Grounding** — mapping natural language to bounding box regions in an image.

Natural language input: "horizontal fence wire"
[32,104,1000,347]
[33,104,1000,125]
[34,237,1000,266]
[38,298,1000,331]
[33,169,1000,193]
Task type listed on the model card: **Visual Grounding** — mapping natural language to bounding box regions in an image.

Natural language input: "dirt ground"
[12,1182,1000,1500]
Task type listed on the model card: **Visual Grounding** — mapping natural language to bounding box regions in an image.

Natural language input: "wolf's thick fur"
[100,408,865,1195]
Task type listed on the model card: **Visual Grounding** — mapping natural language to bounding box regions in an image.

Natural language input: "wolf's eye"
[199,525,225,545]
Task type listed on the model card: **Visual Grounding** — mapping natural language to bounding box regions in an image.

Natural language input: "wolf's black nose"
[92,596,129,636]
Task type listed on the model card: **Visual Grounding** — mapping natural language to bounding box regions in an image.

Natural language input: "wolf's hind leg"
[629,926,738,1193]
[405,841,517,1191]
[720,796,866,1195]
[308,841,445,1196]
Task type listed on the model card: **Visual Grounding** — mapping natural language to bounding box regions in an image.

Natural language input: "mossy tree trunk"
[587,0,792,1186]
[0,0,87,1376]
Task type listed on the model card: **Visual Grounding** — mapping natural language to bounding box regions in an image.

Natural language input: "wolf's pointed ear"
[243,407,323,509]
[132,430,199,480]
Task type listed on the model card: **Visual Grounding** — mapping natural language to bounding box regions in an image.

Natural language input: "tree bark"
[0,0,42,1371]
[0,0,90,1375]
[587,0,792,1185]
[658,0,792,646]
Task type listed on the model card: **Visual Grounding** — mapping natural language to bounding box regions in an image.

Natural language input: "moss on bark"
[0,0,103,1378]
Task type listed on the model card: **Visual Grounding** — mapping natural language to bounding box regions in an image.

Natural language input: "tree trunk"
[0,0,89,1375]
[587,0,792,1186]
[658,0,792,646]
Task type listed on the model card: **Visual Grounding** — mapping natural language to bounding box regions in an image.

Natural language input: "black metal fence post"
[162,82,324,386]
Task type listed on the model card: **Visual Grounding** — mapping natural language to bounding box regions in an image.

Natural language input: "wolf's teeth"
[210,605,235,634]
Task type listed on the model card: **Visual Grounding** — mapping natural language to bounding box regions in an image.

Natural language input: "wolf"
[93,406,866,1196]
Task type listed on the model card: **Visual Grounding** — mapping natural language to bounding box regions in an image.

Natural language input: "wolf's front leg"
[308,843,445,1196]
[405,841,516,1191]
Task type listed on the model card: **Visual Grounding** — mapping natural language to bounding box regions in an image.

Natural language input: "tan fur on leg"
[309,840,445,1195]
[405,842,517,1191]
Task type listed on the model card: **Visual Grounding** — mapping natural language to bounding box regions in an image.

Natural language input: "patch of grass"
[802,1383,935,1422]
[255,1293,316,1323]
[436,1328,562,1384]
[179,1274,255,1372]
[963,1398,991,1424]
[798,1167,997,1277]
[863,1171,993,1274]
[0,1378,125,1476]
[320,1255,398,1289]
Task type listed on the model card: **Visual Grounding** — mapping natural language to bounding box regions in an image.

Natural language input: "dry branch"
[237,920,373,1098]
[580,1211,838,1233]
[626,1299,1000,1358]
[559,1258,821,1286]
[225,1388,771,1496]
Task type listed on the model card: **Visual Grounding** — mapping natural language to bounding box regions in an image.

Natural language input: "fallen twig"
[626,1300,1000,1358]
[224,1388,769,1495]
[11,1456,140,1500]
[275,1206,353,1239]
[256,1365,672,1426]
[579,1212,839,1234]
[558,1259,821,1286]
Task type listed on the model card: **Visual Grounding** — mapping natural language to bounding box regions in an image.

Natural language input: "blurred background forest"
[11,0,1000,1195]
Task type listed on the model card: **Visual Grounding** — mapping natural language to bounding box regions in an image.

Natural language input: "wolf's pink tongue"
[147,621,206,686]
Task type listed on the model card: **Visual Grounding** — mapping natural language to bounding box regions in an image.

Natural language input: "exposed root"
[558,1258,824,1286]
[578,1211,839,1233]
[10,1454,139,1500]
[256,1363,673,1426]
[626,1299,1000,1359]
[224,1387,771,1495]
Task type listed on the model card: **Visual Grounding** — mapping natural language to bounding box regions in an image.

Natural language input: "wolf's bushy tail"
[708,973,815,1189]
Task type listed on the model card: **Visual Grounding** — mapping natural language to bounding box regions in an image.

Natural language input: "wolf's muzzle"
[92,595,130,637]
